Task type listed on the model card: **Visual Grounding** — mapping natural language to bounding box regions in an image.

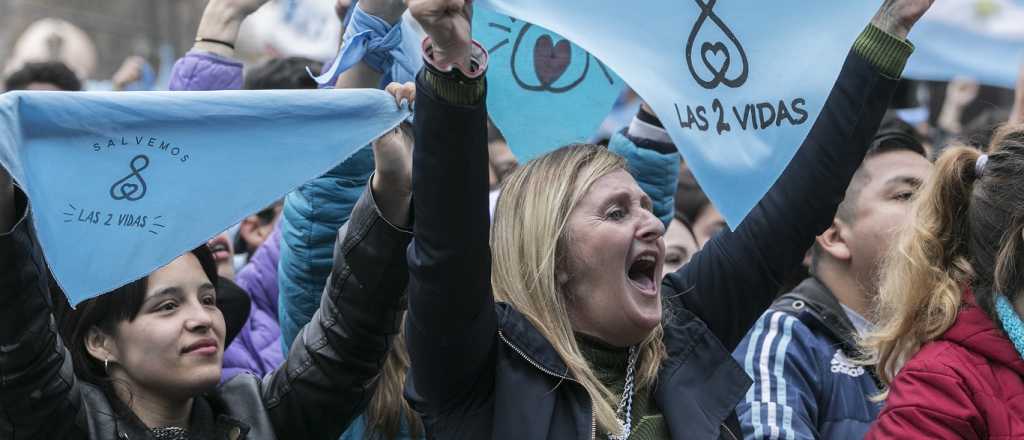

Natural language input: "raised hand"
[335,0,353,23]
[1012,64,1024,124]
[219,0,270,18]
[938,76,980,134]
[408,0,473,68]
[193,0,272,57]
[358,0,407,25]
[872,0,936,39]
[370,82,417,228]
[111,56,146,91]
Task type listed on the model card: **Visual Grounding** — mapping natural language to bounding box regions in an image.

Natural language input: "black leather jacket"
[0,188,409,440]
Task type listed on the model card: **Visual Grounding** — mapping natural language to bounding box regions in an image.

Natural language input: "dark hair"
[233,200,282,256]
[963,108,1011,152]
[956,126,1024,317]
[810,122,929,273]
[244,57,323,90]
[57,246,218,398]
[4,61,82,91]
[674,164,710,227]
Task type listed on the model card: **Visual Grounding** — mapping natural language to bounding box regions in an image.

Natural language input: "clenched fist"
[408,0,473,69]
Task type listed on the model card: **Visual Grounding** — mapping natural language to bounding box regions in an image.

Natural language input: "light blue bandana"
[0,88,409,304]
[476,0,880,226]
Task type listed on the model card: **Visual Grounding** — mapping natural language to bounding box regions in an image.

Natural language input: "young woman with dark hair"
[0,88,411,439]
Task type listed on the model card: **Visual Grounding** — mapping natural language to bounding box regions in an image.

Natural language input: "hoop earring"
[104,359,109,373]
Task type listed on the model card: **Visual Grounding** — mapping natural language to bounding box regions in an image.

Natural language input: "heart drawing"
[534,35,572,87]
[700,41,730,77]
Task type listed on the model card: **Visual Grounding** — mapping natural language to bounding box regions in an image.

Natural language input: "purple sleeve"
[168,50,244,91]
[223,224,284,381]
[236,225,282,317]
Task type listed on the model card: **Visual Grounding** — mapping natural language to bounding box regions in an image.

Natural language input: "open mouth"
[627,253,658,295]
[208,239,231,262]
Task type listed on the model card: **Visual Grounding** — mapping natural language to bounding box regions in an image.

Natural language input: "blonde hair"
[863,125,1024,395]
[490,144,666,435]
[363,317,422,440]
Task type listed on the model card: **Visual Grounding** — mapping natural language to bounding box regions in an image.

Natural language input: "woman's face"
[562,170,666,347]
[663,218,698,275]
[692,203,727,247]
[103,253,225,400]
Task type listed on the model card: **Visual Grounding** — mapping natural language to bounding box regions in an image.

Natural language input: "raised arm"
[258,170,411,440]
[663,0,931,351]
[403,0,497,409]
[1010,63,1024,125]
[168,0,268,91]
[277,0,410,351]
[0,175,85,439]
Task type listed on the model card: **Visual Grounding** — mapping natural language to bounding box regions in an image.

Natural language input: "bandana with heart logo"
[477,0,880,225]
[0,89,409,304]
[473,6,623,160]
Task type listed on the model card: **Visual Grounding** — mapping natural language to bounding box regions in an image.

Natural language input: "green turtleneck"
[576,334,669,440]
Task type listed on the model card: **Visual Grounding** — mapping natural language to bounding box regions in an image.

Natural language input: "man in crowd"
[733,120,932,439]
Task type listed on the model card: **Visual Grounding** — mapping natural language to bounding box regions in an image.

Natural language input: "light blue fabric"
[476,0,878,226]
[473,7,622,161]
[995,294,1024,360]
[0,89,409,304]
[312,4,423,88]
[904,0,1024,88]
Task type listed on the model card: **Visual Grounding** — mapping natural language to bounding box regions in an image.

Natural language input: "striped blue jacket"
[732,278,882,440]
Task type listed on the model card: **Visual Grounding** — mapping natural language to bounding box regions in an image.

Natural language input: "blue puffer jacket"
[608,128,680,227]
[277,146,375,352]
[733,278,882,440]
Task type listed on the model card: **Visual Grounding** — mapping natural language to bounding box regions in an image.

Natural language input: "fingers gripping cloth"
[310,4,420,88]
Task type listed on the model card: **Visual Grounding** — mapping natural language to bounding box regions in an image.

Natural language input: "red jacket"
[867,291,1024,439]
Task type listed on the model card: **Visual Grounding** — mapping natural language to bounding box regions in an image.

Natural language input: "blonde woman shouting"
[402,0,932,438]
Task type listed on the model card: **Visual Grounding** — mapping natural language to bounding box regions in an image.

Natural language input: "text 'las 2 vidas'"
[676,1,809,136]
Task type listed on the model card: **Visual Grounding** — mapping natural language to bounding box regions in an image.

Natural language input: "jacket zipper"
[497,330,597,440]
[720,423,738,440]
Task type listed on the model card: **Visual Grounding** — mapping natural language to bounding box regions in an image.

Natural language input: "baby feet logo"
[486,18,615,94]
[685,0,748,89]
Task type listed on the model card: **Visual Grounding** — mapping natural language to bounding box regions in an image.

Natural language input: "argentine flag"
[906,0,1024,87]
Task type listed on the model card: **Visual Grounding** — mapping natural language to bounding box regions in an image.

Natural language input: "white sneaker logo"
[830,350,865,377]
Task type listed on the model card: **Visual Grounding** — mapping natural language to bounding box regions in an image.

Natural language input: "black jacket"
[0,189,407,440]
[772,277,871,370]
[403,26,905,440]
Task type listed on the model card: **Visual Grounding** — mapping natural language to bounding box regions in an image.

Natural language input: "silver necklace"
[608,345,640,440]
[150,426,189,440]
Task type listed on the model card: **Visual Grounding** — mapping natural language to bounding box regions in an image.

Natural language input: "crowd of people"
[3,0,1024,438]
